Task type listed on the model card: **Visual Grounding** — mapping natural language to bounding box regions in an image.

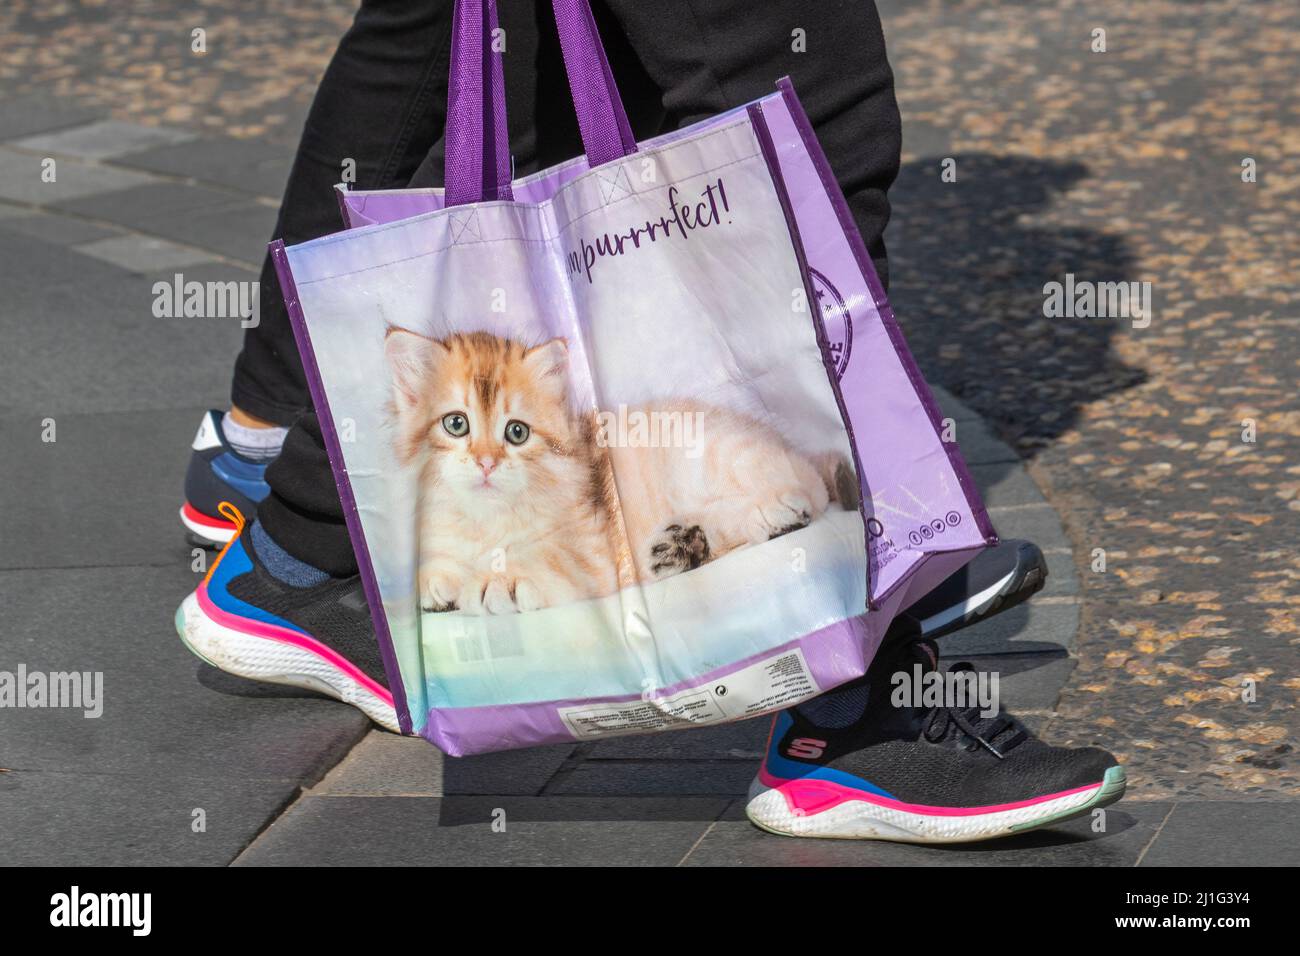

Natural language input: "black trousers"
[246,0,901,576]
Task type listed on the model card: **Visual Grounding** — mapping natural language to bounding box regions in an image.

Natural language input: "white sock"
[221,411,288,462]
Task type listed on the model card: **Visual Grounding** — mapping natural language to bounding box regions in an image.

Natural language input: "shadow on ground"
[888,154,1148,456]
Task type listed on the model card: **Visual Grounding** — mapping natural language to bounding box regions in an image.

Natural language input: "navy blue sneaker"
[180,410,270,547]
[902,539,1048,638]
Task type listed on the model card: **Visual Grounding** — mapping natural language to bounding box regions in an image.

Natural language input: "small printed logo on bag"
[808,267,853,378]
[907,511,962,548]
[787,737,827,759]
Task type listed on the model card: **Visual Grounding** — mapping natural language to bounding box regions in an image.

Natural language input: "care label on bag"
[557,648,819,738]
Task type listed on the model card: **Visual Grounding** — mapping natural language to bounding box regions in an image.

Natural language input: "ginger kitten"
[385,329,855,614]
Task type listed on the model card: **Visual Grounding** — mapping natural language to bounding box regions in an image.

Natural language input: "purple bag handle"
[445,0,513,206]
[551,0,638,167]
[444,0,637,207]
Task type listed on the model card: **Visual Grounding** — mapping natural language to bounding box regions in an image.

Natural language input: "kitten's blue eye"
[442,413,469,437]
[505,420,530,445]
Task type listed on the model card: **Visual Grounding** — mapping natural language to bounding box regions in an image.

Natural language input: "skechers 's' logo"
[786,737,827,759]
[50,886,151,936]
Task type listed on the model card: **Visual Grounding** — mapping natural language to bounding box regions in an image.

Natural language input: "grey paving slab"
[987,497,1070,548]
[0,563,370,780]
[585,716,771,760]
[968,462,1050,509]
[50,181,242,230]
[113,136,293,200]
[930,385,981,422]
[315,730,574,796]
[0,232,244,416]
[53,182,276,264]
[0,211,121,246]
[15,121,195,161]
[0,407,228,569]
[74,234,217,273]
[947,415,1020,465]
[0,769,299,866]
[682,800,1173,867]
[936,600,1080,656]
[1038,548,1082,598]
[1139,802,1300,867]
[236,796,729,866]
[0,94,104,141]
[145,201,278,265]
[545,759,757,796]
[984,505,1081,599]
[0,147,154,205]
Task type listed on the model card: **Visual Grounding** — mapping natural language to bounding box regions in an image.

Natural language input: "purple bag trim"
[775,78,998,546]
[748,102,875,609]
[333,186,355,231]
[445,0,513,207]
[270,239,414,734]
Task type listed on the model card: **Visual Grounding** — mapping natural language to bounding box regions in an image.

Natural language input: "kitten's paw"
[750,492,815,541]
[420,570,461,612]
[481,578,518,615]
[648,522,711,578]
[513,578,546,613]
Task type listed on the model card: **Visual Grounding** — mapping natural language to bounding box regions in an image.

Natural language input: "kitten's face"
[386,330,579,510]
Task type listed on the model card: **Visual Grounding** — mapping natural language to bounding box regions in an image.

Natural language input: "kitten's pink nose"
[476,456,497,476]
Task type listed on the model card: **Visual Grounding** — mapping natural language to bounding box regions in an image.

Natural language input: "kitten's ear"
[384,328,438,409]
[522,338,569,383]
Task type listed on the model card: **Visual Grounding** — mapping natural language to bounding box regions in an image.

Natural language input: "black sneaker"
[175,521,398,731]
[746,635,1124,843]
[902,538,1048,638]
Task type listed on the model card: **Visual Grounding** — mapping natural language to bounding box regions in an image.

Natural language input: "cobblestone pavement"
[0,0,354,142]
[878,0,1298,798]
[1,0,1295,840]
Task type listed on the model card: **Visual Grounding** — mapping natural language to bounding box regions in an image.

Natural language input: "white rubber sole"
[175,591,400,732]
[744,765,1126,844]
[179,505,236,546]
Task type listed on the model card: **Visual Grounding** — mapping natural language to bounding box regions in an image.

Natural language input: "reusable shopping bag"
[270,0,997,755]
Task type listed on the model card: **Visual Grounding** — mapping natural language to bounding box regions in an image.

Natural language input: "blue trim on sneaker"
[763,712,898,799]
[210,452,271,501]
[184,410,271,533]
[205,534,308,635]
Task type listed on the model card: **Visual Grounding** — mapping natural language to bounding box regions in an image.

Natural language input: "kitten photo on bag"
[384,327,859,615]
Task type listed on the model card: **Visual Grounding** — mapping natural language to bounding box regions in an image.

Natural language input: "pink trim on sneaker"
[757,765,1101,818]
[195,582,394,706]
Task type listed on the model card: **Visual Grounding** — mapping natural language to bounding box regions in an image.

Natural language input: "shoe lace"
[201,501,247,587]
[918,660,1030,759]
